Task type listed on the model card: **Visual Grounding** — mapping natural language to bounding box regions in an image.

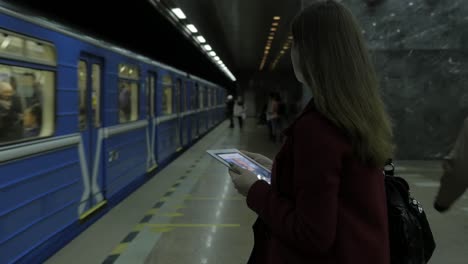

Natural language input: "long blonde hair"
[292,0,394,167]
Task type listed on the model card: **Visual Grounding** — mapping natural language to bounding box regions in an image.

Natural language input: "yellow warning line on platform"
[162,213,184,217]
[110,243,129,255]
[147,223,240,228]
[185,196,243,201]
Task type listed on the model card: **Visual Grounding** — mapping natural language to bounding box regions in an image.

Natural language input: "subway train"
[0,3,227,264]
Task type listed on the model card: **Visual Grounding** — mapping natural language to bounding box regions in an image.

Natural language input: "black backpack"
[384,159,436,264]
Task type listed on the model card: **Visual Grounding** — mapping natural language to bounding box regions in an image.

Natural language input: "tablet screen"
[217,152,271,183]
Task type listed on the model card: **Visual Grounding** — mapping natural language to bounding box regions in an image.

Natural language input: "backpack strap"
[384,158,395,177]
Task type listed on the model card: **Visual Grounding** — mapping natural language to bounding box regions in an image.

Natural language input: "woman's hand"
[241,150,273,170]
[228,163,259,197]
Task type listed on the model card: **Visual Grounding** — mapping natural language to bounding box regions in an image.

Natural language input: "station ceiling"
[168,0,302,74]
[1,0,305,85]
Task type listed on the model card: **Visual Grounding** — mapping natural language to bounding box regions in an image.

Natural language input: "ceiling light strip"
[153,2,236,81]
[270,33,293,70]
[259,16,281,71]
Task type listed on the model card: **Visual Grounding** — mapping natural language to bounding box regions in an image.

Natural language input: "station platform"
[44,119,468,264]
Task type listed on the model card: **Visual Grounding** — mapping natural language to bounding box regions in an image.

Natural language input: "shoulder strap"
[384,158,395,177]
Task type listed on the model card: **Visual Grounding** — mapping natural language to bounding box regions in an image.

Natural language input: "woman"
[228,1,394,263]
[233,97,246,129]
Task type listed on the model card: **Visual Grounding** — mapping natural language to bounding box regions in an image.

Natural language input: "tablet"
[207,149,271,184]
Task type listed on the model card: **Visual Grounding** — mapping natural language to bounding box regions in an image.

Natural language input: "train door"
[175,78,182,151]
[147,71,157,172]
[78,55,106,218]
[180,80,190,146]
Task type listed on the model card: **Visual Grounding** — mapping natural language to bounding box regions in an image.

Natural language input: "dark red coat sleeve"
[246,115,345,255]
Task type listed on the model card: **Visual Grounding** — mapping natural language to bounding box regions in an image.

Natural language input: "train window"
[0,34,23,57]
[174,79,185,112]
[0,30,56,66]
[146,76,150,116]
[25,40,56,65]
[214,89,217,105]
[150,74,156,117]
[78,61,87,130]
[118,64,139,80]
[183,81,187,112]
[162,74,173,115]
[174,78,181,114]
[210,88,213,106]
[118,63,139,123]
[192,83,198,110]
[145,76,151,116]
[203,87,208,108]
[118,80,139,123]
[92,64,101,127]
[0,64,55,145]
[198,85,204,109]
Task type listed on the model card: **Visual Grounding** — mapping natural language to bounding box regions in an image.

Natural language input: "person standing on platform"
[227,1,394,263]
[434,116,468,213]
[233,96,246,129]
[226,94,235,128]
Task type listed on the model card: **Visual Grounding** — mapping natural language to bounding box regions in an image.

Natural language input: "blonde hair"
[292,0,394,167]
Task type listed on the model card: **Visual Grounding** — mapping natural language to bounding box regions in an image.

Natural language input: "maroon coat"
[246,100,390,264]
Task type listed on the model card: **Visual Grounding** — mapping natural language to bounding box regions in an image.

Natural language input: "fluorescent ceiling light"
[187,24,198,33]
[208,51,216,56]
[214,56,220,61]
[197,36,206,43]
[217,60,223,64]
[273,16,281,20]
[204,45,212,51]
[171,8,186,19]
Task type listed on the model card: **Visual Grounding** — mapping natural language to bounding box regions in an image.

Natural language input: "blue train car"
[0,4,226,264]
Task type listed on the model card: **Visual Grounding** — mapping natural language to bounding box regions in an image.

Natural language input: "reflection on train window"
[119,81,139,123]
[0,30,56,65]
[162,74,173,115]
[0,64,55,145]
[25,40,56,65]
[78,60,87,130]
[118,63,139,80]
[0,34,23,57]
